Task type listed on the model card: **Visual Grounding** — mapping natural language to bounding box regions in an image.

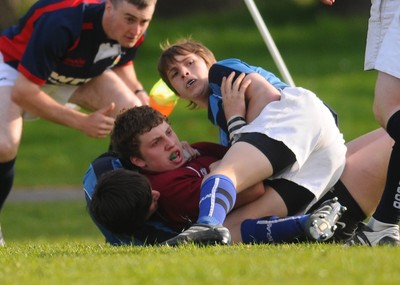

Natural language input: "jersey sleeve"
[19,12,81,85]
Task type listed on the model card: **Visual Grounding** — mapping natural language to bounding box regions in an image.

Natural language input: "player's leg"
[346,0,400,246]
[69,69,143,118]
[307,128,393,242]
[225,182,345,244]
[348,73,400,246]
[225,185,288,242]
[365,34,400,245]
[0,85,24,246]
[0,81,24,211]
[162,136,296,246]
[341,128,393,216]
[195,134,295,227]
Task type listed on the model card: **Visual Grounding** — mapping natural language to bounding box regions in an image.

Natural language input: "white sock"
[367,217,398,231]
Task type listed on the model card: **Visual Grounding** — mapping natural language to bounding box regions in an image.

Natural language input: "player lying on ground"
[157,38,348,245]
[84,106,392,245]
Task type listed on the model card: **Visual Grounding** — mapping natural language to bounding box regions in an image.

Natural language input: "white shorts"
[0,52,78,120]
[239,87,347,210]
[365,0,400,78]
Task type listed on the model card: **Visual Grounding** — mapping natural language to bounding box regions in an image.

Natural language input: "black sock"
[372,111,400,225]
[0,158,16,211]
[386,110,400,142]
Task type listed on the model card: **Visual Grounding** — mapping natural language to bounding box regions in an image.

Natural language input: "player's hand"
[181,141,200,161]
[320,0,335,5]
[221,72,251,120]
[81,103,115,138]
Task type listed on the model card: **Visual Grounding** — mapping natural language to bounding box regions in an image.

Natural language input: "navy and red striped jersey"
[0,0,144,86]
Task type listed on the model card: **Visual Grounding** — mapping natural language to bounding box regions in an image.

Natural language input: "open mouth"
[186,79,196,88]
[169,151,179,161]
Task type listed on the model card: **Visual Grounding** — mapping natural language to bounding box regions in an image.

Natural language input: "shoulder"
[83,152,123,199]
[209,58,253,84]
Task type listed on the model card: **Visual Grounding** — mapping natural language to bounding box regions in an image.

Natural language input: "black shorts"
[237,133,296,175]
[265,178,315,216]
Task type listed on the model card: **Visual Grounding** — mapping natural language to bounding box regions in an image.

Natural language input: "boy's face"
[104,0,155,48]
[166,54,210,107]
[130,121,186,172]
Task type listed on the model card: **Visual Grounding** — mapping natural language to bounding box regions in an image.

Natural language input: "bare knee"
[372,101,386,128]
[0,138,19,161]
[0,121,22,161]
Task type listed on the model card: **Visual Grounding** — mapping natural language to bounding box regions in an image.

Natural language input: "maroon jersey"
[143,142,227,231]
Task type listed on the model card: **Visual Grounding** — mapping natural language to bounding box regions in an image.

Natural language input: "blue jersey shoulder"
[207,58,288,146]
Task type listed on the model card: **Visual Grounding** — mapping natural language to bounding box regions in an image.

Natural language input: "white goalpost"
[244,0,296,87]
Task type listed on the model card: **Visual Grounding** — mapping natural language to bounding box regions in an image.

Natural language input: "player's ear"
[130,156,146,168]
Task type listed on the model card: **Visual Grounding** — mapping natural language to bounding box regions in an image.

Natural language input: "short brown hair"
[158,38,217,102]
[111,106,168,165]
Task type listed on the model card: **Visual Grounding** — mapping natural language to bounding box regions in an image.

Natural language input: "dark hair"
[111,106,167,165]
[89,169,152,236]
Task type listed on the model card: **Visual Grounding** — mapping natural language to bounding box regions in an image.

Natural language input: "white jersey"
[238,87,347,211]
[365,0,400,78]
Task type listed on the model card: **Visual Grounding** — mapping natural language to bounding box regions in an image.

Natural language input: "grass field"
[1,2,398,285]
[2,202,400,284]
[1,241,400,285]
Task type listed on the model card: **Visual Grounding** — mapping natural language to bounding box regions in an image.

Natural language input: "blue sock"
[197,175,236,225]
[241,214,310,244]
[0,158,16,211]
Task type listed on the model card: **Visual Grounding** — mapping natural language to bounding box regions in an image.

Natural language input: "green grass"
[1,238,400,284]
[2,200,400,284]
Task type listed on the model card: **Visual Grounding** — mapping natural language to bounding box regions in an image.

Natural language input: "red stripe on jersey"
[18,64,46,86]
[134,35,145,48]
[82,22,94,30]
[67,21,93,51]
[68,38,81,52]
[0,0,102,62]
[122,61,133,67]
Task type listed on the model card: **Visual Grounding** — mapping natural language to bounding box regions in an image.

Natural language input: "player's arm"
[11,73,115,138]
[320,0,335,5]
[222,72,281,124]
[112,64,150,105]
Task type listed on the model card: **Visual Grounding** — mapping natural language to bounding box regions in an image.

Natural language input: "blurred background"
[0,0,370,28]
[0,0,378,187]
